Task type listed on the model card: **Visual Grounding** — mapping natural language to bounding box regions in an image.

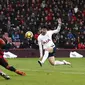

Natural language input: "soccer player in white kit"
[38,18,71,66]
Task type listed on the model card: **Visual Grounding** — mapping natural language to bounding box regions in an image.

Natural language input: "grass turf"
[0,58,85,85]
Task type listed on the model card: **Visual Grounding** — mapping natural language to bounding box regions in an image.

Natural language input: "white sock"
[54,60,64,65]
[40,51,49,64]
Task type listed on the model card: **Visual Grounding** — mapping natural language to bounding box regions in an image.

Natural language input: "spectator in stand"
[12,31,20,42]
[19,30,25,42]
[78,42,85,49]
[0,0,85,49]
[67,31,75,39]
[5,37,17,50]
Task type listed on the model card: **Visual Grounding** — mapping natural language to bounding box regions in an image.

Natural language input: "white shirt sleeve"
[51,24,61,34]
[38,36,43,57]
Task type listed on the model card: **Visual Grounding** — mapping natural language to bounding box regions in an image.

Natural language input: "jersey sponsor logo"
[42,39,50,44]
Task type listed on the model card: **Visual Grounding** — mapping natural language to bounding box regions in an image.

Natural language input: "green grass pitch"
[0,58,85,85]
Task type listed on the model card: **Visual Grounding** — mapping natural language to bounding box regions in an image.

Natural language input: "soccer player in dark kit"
[0,38,26,79]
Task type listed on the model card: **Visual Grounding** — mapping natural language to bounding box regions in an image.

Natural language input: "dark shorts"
[48,47,56,58]
[0,58,8,68]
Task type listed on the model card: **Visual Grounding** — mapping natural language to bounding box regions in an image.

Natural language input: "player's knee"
[49,62,55,66]
[6,66,16,72]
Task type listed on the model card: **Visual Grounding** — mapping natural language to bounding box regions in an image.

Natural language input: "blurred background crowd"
[0,0,85,49]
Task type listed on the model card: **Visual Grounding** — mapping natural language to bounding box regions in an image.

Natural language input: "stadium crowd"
[0,0,85,49]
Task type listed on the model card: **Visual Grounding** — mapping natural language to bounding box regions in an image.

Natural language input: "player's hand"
[58,18,62,25]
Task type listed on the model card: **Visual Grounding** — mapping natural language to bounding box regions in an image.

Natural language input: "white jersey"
[38,31,55,49]
[38,24,61,57]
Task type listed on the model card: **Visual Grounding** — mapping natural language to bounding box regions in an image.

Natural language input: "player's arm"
[38,36,43,60]
[51,18,62,34]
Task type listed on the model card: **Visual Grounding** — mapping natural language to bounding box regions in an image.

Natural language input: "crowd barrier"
[9,49,85,58]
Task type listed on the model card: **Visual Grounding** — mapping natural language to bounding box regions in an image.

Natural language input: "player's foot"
[0,72,10,80]
[38,60,42,67]
[16,70,26,76]
[63,60,71,65]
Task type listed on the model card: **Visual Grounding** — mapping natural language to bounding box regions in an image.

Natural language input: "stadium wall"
[9,49,85,58]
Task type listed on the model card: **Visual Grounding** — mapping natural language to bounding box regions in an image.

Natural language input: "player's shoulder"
[38,34,42,40]
[38,34,42,38]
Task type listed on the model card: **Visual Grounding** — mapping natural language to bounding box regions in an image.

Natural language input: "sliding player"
[38,18,71,66]
[0,38,26,76]
[0,70,10,80]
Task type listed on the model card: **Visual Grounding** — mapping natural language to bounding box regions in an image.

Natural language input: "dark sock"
[7,66,16,72]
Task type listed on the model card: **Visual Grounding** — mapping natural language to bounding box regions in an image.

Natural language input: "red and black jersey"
[0,51,4,58]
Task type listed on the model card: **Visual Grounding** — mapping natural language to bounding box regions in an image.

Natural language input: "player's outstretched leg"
[48,57,71,66]
[63,60,71,65]
[15,70,26,76]
[6,65,26,76]
[38,51,49,67]
[1,58,26,76]
[0,71,10,80]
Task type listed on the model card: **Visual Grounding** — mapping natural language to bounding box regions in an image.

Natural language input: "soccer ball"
[25,31,33,39]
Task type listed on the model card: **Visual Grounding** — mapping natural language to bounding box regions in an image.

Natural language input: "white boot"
[63,60,71,65]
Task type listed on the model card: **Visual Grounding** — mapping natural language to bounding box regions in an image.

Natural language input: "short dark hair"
[41,25,47,29]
